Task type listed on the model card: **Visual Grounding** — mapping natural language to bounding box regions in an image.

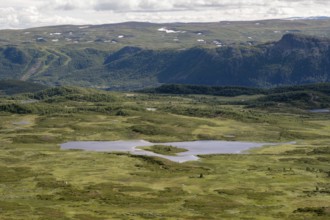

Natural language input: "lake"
[61,140,274,163]
[308,109,330,113]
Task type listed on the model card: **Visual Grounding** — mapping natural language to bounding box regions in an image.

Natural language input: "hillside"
[140,83,330,109]
[157,34,330,87]
[2,19,330,89]
[1,33,330,89]
[2,19,330,49]
[0,80,48,95]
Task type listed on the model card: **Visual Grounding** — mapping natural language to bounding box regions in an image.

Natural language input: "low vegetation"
[0,84,329,219]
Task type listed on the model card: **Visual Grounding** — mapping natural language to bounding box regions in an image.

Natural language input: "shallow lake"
[61,140,274,163]
[309,109,330,113]
[12,120,30,125]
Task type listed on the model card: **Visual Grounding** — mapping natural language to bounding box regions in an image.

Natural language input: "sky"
[0,0,329,29]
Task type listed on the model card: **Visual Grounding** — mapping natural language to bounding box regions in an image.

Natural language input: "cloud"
[0,7,41,29]
[39,0,92,10]
[90,0,328,12]
[1,0,330,29]
[0,8,19,28]
[0,6,85,29]
[94,0,262,12]
[37,0,330,12]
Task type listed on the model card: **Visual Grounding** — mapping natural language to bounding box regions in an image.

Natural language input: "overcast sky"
[0,0,329,29]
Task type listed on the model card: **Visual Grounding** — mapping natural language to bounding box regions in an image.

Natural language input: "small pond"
[308,109,330,113]
[61,140,275,163]
[12,120,30,125]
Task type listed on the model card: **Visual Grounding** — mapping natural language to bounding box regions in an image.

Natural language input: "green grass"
[0,90,330,219]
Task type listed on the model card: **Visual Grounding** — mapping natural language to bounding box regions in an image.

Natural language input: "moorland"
[0,83,329,219]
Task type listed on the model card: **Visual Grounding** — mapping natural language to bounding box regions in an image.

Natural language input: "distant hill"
[141,83,330,109]
[105,34,330,88]
[156,34,330,87]
[1,32,330,89]
[139,84,265,96]
[2,18,330,49]
[0,80,48,95]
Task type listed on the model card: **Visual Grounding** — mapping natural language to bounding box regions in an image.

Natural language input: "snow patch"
[213,41,223,47]
[50,33,62,36]
[158,27,185,34]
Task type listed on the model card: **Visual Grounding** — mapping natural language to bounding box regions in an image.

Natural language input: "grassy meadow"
[0,88,329,219]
